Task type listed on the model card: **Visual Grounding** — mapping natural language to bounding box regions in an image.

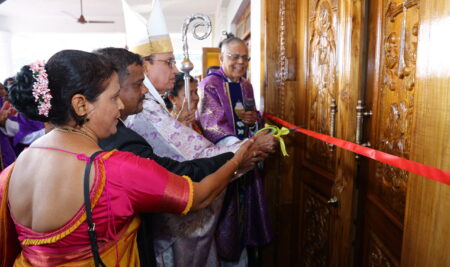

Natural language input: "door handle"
[355,100,372,159]
[327,196,339,207]
[329,99,337,151]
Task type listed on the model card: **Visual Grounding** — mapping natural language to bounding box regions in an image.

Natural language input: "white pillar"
[0,31,13,81]
[250,0,262,110]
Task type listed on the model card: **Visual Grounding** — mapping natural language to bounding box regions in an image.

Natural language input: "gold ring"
[253,152,257,157]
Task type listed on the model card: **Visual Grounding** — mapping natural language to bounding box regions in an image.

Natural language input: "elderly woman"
[164,73,203,134]
[0,50,254,266]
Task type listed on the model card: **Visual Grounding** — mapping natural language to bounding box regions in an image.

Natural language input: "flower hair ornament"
[29,61,52,117]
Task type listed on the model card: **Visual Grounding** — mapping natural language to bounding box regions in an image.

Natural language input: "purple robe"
[12,114,44,147]
[197,68,273,261]
[197,68,259,143]
[7,114,44,156]
[0,98,15,169]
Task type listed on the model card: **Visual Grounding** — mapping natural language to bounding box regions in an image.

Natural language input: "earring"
[81,114,89,123]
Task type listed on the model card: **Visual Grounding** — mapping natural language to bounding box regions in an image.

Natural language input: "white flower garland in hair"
[29,61,52,117]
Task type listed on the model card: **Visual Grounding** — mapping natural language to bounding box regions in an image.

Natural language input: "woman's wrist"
[228,158,240,171]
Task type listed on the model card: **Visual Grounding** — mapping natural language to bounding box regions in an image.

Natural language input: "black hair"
[3,77,14,92]
[163,73,197,110]
[93,47,143,85]
[218,32,236,48]
[8,50,117,126]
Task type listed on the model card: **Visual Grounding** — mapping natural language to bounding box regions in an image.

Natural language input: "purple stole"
[197,68,273,261]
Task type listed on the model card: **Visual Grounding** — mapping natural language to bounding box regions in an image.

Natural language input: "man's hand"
[0,102,11,127]
[252,131,278,155]
[234,133,279,174]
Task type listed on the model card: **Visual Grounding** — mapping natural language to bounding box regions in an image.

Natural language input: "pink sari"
[0,150,193,266]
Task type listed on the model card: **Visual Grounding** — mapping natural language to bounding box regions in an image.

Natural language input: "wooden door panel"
[260,0,300,266]
[370,0,419,219]
[305,0,338,174]
[400,0,450,265]
[359,0,420,264]
[362,197,402,266]
[365,232,400,267]
[262,0,362,265]
[300,185,333,267]
[300,1,363,266]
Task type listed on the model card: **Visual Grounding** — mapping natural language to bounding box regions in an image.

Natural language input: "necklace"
[55,127,98,145]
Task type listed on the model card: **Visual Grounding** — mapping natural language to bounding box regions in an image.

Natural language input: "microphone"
[243,98,255,137]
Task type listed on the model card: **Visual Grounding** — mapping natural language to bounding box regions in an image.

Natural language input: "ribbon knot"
[257,123,290,156]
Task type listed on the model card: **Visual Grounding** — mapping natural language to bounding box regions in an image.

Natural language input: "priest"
[197,36,273,265]
[120,0,276,266]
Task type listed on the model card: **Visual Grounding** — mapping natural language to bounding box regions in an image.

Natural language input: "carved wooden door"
[261,0,363,266]
[262,0,450,265]
[295,0,363,266]
[356,0,420,265]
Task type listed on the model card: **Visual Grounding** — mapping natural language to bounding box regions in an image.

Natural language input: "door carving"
[358,0,419,265]
[373,0,419,220]
[302,187,331,267]
[306,0,337,172]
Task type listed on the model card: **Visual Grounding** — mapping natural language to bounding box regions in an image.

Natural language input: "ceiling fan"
[64,0,115,24]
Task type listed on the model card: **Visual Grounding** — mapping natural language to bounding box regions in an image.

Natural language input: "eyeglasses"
[152,59,177,67]
[224,53,251,62]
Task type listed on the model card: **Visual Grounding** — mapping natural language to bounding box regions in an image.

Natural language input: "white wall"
[250,0,262,110]
[0,31,13,80]
[1,32,126,79]
[212,0,245,46]
[1,30,214,81]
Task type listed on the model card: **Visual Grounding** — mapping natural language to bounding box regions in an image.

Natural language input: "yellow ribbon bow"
[256,124,290,156]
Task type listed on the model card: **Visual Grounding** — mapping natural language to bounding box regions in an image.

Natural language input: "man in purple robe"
[0,81,45,158]
[197,37,273,266]
[0,82,15,169]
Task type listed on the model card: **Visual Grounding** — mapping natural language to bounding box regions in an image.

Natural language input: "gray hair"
[220,37,247,53]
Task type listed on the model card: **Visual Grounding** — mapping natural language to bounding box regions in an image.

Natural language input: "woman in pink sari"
[0,50,253,266]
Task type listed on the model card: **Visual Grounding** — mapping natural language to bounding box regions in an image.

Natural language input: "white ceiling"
[0,0,220,33]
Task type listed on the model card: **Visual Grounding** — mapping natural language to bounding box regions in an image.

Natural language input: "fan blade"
[87,20,115,24]
[61,10,78,19]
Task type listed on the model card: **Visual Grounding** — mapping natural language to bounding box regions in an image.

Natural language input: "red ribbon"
[264,112,450,186]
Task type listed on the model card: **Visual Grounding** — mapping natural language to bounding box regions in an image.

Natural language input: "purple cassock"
[11,114,44,155]
[0,98,15,169]
[197,68,273,261]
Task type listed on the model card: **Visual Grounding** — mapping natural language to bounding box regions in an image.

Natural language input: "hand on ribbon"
[256,124,290,156]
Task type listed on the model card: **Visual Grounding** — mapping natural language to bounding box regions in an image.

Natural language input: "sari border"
[20,151,116,245]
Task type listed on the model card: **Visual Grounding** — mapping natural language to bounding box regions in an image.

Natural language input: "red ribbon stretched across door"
[264,112,450,186]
